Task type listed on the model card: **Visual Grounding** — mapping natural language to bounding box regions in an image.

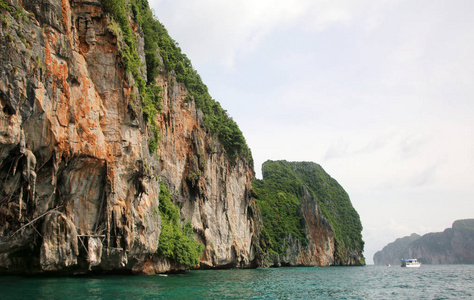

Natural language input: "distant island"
[374,219,474,265]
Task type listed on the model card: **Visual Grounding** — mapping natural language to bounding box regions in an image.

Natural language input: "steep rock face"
[0,0,258,274]
[374,219,474,265]
[408,220,474,264]
[253,160,365,267]
[299,188,337,266]
[373,233,421,266]
[0,0,160,273]
[270,188,336,267]
[40,211,79,271]
[137,62,258,272]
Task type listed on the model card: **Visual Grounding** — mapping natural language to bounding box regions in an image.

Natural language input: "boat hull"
[403,263,421,268]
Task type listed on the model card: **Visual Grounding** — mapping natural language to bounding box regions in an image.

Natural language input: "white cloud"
[152,0,307,67]
[150,0,403,68]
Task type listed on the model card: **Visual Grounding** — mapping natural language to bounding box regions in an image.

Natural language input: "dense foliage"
[0,0,9,12]
[253,160,364,256]
[103,0,251,161]
[157,181,204,267]
[288,161,364,251]
[102,0,162,152]
[252,175,307,255]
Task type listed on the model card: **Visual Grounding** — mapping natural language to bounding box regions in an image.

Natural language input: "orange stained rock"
[61,0,71,37]
[56,94,69,127]
[43,38,52,77]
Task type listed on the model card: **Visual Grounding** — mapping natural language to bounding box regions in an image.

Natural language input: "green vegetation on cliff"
[253,160,364,257]
[102,0,251,162]
[0,1,9,12]
[102,0,162,153]
[252,181,308,255]
[157,181,204,267]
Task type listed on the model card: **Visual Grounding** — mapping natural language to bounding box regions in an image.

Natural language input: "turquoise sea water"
[1,265,473,299]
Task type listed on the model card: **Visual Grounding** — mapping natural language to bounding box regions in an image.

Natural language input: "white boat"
[401,258,421,268]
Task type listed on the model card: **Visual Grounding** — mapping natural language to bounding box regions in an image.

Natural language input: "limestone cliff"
[374,219,474,265]
[252,160,365,267]
[141,46,259,273]
[0,0,258,274]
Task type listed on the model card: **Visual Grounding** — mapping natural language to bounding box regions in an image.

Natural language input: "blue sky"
[149,0,474,264]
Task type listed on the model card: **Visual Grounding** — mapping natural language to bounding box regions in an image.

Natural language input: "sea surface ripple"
[1,265,473,299]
